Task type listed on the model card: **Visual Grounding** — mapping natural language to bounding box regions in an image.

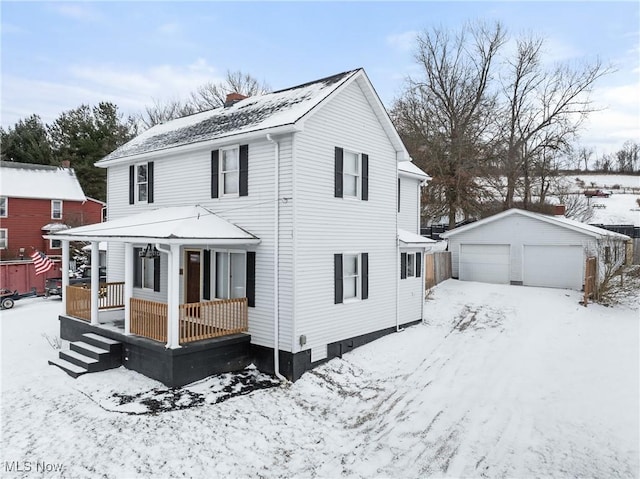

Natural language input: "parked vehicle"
[45,267,107,297]
[584,189,611,198]
[0,287,37,309]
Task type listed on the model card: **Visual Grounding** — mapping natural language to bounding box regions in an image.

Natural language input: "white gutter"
[266,133,285,381]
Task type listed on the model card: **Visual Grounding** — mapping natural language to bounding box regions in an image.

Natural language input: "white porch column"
[61,240,70,316]
[90,241,100,325]
[167,244,181,349]
[124,243,133,335]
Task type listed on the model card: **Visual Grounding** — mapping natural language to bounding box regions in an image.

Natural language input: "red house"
[0,161,104,292]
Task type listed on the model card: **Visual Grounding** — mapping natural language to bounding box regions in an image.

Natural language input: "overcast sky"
[2,1,638,156]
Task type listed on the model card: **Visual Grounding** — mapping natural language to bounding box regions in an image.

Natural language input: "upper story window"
[221,146,240,196]
[211,145,249,198]
[51,200,62,219]
[129,162,154,205]
[0,197,7,217]
[334,147,368,201]
[136,164,148,202]
[0,229,6,249]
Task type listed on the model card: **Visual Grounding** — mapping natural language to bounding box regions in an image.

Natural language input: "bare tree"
[498,36,612,209]
[139,70,270,129]
[616,140,640,173]
[391,21,506,228]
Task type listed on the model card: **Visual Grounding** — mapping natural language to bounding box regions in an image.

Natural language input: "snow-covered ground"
[586,193,640,226]
[1,280,638,478]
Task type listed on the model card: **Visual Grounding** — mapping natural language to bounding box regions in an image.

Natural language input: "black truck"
[45,267,107,297]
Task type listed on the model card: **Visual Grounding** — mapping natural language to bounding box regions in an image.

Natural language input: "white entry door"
[459,244,510,284]
[523,245,583,290]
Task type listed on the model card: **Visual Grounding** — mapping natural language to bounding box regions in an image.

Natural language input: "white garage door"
[523,245,583,290]
[459,244,510,284]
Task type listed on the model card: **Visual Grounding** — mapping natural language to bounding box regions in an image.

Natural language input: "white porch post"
[61,240,70,316]
[124,243,133,335]
[90,241,100,325]
[167,244,181,349]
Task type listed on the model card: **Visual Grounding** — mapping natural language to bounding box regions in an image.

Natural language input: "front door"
[186,250,201,303]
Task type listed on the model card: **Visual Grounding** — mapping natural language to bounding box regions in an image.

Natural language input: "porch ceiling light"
[139,244,160,259]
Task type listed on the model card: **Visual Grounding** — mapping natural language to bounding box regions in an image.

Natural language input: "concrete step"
[70,341,110,361]
[82,333,122,354]
[48,357,88,378]
[60,349,101,372]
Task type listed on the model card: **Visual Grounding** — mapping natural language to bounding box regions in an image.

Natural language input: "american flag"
[30,250,55,275]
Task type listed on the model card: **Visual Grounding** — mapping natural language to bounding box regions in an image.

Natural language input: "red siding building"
[0,161,104,291]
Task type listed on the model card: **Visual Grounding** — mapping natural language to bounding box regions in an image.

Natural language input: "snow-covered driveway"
[1,280,638,478]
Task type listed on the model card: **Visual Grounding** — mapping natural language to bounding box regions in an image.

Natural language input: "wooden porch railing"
[66,285,91,321]
[99,282,124,309]
[179,298,248,344]
[130,298,167,342]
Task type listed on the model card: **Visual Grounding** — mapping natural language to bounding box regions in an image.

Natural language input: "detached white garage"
[441,208,630,290]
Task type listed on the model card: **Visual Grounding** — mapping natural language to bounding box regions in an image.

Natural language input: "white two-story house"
[49,68,432,386]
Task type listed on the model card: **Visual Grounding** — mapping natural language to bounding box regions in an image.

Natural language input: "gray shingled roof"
[98,69,361,164]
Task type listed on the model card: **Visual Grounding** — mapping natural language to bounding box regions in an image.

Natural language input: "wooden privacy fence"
[179,298,248,344]
[583,257,598,306]
[130,298,167,342]
[424,251,452,289]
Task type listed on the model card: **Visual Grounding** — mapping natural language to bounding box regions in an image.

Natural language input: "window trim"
[219,145,241,197]
[0,228,6,249]
[135,163,149,204]
[51,200,62,220]
[0,196,7,218]
[50,238,62,250]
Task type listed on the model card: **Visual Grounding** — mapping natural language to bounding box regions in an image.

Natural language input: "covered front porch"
[49,206,260,350]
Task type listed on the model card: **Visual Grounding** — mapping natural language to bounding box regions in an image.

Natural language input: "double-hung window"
[335,147,368,200]
[0,229,6,249]
[51,200,62,220]
[134,247,160,291]
[334,252,369,304]
[136,164,148,202]
[221,147,240,196]
[215,251,246,299]
[0,197,7,217]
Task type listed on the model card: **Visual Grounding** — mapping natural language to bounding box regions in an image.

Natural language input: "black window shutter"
[398,178,401,212]
[133,248,141,287]
[246,251,256,307]
[211,150,219,198]
[361,253,369,300]
[153,254,161,292]
[147,161,154,204]
[203,250,211,300]
[361,154,368,201]
[401,252,407,279]
[239,144,249,197]
[416,252,422,278]
[334,147,343,198]
[334,254,343,304]
[129,165,135,204]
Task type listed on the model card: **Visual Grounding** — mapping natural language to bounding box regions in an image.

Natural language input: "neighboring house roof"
[0,161,86,201]
[441,208,631,241]
[96,68,411,165]
[398,161,431,181]
[398,228,436,246]
[48,205,260,246]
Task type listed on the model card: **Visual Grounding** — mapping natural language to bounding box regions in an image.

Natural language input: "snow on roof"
[98,69,361,164]
[441,208,631,240]
[0,161,86,201]
[398,161,431,180]
[49,205,260,245]
[398,228,436,246]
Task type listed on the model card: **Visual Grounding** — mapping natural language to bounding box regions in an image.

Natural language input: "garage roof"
[441,208,630,240]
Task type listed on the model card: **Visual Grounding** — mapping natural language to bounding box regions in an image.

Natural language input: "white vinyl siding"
[293,78,398,355]
[105,136,294,351]
[398,176,420,233]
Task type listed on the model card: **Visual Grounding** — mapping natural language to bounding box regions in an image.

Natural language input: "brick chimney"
[554,204,566,216]
[224,92,248,108]
[61,160,71,168]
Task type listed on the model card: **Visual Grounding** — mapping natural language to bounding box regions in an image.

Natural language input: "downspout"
[266,134,285,381]
[396,166,400,332]
[155,243,173,348]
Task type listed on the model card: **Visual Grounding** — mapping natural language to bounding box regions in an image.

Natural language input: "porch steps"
[49,333,123,378]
